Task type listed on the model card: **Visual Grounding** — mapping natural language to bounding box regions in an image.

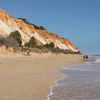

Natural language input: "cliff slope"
[0,9,79,53]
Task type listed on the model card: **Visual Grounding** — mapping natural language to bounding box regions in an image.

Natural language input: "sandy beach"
[0,54,83,100]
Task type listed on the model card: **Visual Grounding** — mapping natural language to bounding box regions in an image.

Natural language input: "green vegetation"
[3,37,20,48]
[33,25,46,30]
[43,42,55,49]
[0,30,80,54]
[24,36,37,48]
[0,31,22,48]
[49,42,55,48]
[0,37,4,46]
[18,18,29,24]
[9,31,22,46]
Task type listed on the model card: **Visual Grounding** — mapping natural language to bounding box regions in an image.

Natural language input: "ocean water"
[47,55,100,100]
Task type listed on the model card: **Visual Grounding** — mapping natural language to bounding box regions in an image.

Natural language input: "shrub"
[43,44,50,48]
[43,42,55,49]
[18,18,46,30]
[18,18,29,24]
[3,37,20,48]
[39,26,46,30]
[9,31,22,46]
[24,36,37,48]
[0,37,5,46]
[49,42,55,48]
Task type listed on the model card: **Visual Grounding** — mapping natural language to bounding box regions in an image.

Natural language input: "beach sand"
[0,54,83,100]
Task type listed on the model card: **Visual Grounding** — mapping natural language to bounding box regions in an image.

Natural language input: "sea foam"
[95,56,100,62]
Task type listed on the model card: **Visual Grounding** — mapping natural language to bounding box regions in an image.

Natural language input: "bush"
[0,36,20,48]
[39,26,46,30]
[3,37,20,48]
[43,42,55,49]
[24,36,37,48]
[18,18,46,30]
[49,42,55,48]
[9,31,22,46]
[0,37,5,46]
[18,18,29,24]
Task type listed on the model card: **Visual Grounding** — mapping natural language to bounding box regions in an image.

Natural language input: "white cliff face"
[68,44,79,52]
[0,19,31,44]
[33,32,46,45]
[0,20,12,36]
[54,40,69,50]
[0,9,79,53]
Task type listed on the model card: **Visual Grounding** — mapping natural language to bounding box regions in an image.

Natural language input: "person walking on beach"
[83,55,88,61]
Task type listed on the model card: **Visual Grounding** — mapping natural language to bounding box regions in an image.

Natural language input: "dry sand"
[0,54,83,100]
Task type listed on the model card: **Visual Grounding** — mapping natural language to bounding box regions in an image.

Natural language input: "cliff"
[0,9,79,53]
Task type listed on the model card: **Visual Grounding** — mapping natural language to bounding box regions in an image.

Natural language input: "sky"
[0,0,100,54]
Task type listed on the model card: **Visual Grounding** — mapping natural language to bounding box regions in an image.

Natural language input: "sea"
[47,55,100,100]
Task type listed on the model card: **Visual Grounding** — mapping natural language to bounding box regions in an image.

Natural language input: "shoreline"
[47,63,84,100]
[0,54,83,100]
[47,70,67,100]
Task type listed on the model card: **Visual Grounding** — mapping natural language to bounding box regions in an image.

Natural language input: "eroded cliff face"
[0,9,79,53]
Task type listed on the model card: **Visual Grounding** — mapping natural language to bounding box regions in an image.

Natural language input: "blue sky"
[0,0,100,54]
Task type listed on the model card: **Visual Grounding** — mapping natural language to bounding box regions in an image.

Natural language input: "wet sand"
[0,54,83,100]
[48,62,100,100]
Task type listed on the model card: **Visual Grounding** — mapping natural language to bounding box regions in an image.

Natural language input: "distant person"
[86,55,88,60]
[83,55,88,61]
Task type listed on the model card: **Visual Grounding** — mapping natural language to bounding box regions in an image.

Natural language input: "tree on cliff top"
[18,18,46,30]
